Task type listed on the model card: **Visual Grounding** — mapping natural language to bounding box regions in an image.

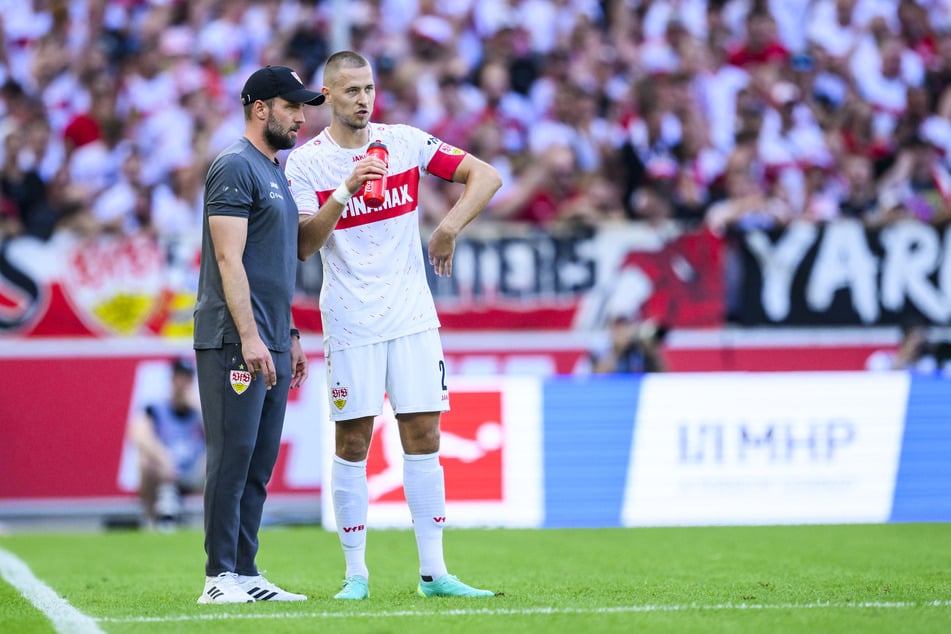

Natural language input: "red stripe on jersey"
[322,167,422,230]
[427,142,467,181]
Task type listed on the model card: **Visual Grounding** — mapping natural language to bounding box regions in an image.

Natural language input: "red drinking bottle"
[363,140,388,208]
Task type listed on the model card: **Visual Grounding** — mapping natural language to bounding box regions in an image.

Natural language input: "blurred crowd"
[1,0,950,245]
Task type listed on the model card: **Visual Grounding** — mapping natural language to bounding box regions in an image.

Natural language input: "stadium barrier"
[2,346,948,528]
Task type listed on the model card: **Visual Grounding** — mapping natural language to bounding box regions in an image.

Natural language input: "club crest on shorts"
[332,383,349,410]
[230,364,252,395]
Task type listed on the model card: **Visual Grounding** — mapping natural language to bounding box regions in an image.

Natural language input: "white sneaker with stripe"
[197,572,255,604]
[236,574,307,601]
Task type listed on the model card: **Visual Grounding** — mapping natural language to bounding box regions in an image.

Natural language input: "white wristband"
[331,182,352,205]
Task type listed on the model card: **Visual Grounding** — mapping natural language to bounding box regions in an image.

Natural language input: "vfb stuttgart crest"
[332,384,349,410]
[230,365,252,394]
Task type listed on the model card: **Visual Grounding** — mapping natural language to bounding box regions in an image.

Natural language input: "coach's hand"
[242,335,277,389]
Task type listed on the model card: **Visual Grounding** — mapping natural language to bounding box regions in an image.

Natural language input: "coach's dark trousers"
[196,344,290,577]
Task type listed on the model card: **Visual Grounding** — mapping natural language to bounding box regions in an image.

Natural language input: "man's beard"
[264,114,296,150]
[344,114,368,132]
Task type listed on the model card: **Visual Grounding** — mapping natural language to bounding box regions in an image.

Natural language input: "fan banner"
[0,224,725,337]
[735,219,951,326]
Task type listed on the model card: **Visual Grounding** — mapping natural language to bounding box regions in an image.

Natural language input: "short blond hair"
[323,51,370,88]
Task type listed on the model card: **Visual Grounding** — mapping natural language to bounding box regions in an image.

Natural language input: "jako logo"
[342,524,365,533]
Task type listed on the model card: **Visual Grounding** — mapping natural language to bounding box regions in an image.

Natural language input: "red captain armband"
[426,142,467,180]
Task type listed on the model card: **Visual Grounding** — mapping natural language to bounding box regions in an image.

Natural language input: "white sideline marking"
[0,547,105,634]
[98,600,951,623]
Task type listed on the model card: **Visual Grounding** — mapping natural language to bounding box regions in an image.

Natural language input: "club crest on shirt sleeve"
[437,142,464,156]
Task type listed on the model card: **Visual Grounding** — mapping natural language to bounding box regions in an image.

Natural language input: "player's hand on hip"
[428,226,457,277]
[290,337,308,389]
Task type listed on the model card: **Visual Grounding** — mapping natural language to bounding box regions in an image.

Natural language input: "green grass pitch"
[2,524,950,633]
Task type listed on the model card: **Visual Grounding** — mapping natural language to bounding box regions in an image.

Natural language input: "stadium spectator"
[61,72,110,155]
[752,81,829,214]
[527,48,572,120]
[670,109,727,225]
[728,10,790,69]
[924,30,951,112]
[588,314,668,374]
[852,32,925,145]
[488,141,584,226]
[793,46,849,118]
[67,115,130,203]
[149,161,203,242]
[876,135,951,225]
[705,141,795,234]
[866,318,951,375]
[619,83,682,216]
[829,100,895,173]
[470,59,532,154]
[0,79,31,129]
[801,160,843,222]
[430,66,480,151]
[467,118,518,209]
[527,78,613,175]
[837,153,880,221]
[21,111,62,183]
[1,124,54,239]
[126,357,205,531]
[805,0,868,63]
[472,12,538,97]
[89,145,150,235]
[556,172,628,228]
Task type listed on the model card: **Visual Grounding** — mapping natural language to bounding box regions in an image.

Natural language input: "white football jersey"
[286,123,467,351]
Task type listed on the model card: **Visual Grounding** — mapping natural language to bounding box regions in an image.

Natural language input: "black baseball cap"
[240,65,325,106]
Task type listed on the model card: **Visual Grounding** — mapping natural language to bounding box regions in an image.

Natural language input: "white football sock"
[332,455,370,579]
[403,452,448,579]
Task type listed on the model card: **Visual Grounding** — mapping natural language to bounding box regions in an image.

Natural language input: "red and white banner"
[0,224,726,338]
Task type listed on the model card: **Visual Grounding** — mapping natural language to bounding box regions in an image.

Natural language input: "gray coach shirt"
[194,138,298,352]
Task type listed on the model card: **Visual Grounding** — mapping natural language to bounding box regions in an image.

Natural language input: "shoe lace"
[259,578,282,592]
[245,571,283,592]
[213,572,241,587]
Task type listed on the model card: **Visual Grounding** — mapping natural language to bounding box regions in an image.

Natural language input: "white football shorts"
[324,328,451,421]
